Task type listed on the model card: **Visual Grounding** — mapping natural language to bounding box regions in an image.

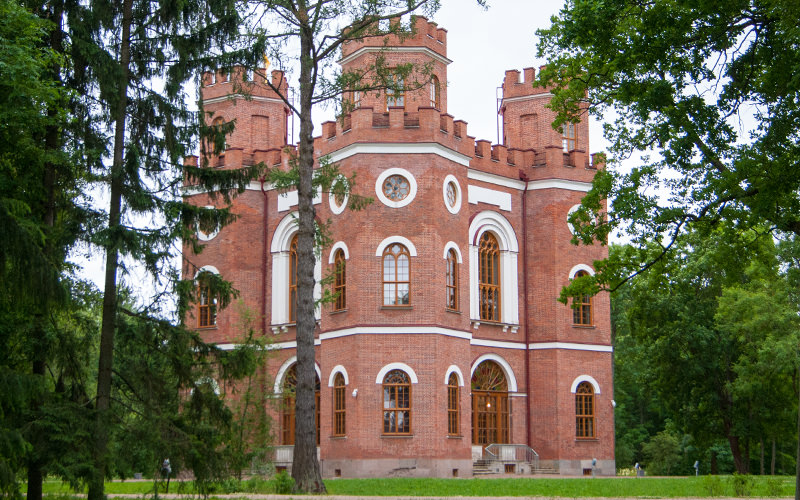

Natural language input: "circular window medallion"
[442,175,462,214]
[383,175,410,202]
[375,168,417,208]
[197,205,220,241]
[328,176,349,215]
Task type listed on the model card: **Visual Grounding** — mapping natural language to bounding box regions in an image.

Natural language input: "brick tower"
[184,16,614,478]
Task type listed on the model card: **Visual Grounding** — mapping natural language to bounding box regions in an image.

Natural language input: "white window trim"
[197,205,220,241]
[328,365,349,387]
[375,168,418,208]
[442,174,462,214]
[470,354,518,392]
[328,176,349,215]
[570,374,601,394]
[328,241,350,264]
[271,212,321,325]
[194,265,220,278]
[468,211,519,324]
[375,362,418,384]
[442,241,463,263]
[569,264,595,279]
[375,236,418,257]
[444,365,465,386]
[273,356,322,395]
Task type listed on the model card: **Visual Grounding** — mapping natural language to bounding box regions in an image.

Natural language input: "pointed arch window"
[479,232,500,321]
[383,244,410,306]
[383,370,411,434]
[575,381,595,439]
[333,372,346,436]
[447,372,460,436]
[289,235,298,322]
[430,75,441,109]
[572,270,592,326]
[281,364,320,445]
[333,249,346,311]
[446,248,458,311]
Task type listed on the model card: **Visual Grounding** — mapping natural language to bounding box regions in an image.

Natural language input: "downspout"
[260,177,269,336]
[519,169,532,449]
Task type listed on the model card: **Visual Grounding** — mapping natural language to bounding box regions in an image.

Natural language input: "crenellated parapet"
[201,67,290,102]
[340,16,447,61]
[314,104,603,183]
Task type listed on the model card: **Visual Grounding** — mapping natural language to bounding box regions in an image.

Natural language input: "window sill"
[575,438,599,442]
[471,320,519,334]
[445,308,461,315]
[381,434,414,438]
[196,325,218,330]
[572,324,596,329]
[330,435,347,440]
[447,435,463,439]
[329,308,348,315]
[381,305,413,310]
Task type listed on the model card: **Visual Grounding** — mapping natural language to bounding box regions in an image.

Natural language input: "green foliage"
[273,471,294,495]
[642,429,683,476]
[701,475,724,497]
[731,473,754,497]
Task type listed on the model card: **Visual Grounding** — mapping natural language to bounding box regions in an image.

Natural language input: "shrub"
[273,471,294,494]
[701,474,724,497]
[731,473,753,497]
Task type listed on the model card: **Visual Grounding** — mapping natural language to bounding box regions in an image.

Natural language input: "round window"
[446,182,457,206]
[382,174,410,202]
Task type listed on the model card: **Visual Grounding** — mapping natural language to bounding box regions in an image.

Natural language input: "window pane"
[398,284,409,304]
[384,284,395,305]
[397,255,409,280]
[383,255,395,280]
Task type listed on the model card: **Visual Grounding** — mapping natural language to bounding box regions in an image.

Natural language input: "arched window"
[430,75,441,109]
[572,270,592,326]
[333,249,346,311]
[383,244,410,306]
[562,122,577,152]
[289,235,298,322]
[333,372,346,436]
[382,370,411,434]
[385,71,405,110]
[447,372,459,436]
[471,360,509,445]
[281,364,321,445]
[446,248,458,311]
[479,232,500,321]
[575,381,595,438]
[197,285,217,327]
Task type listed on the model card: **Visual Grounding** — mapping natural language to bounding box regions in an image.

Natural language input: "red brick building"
[183,17,614,478]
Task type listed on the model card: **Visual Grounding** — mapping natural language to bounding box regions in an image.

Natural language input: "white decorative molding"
[569,263,595,279]
[274,356,322,395]
[442,174,462,214]
[202,95,286,106]
[271,212,321,324]
[326,142,470,166]
[470,354,518,392]
[501,92,554,104]
[375,168,418,208]
[277,186,322,212]
[442,241,463,263]
[375,362,419,384]
[567,204,582,235]
[328,241,350,263]
[527,179,592,192]
[468,211,519,324]
[320,326,471,341]
[444,365,465,386]
[194,265,220,278]
[339,46,452,67]
[570,375,601,394]
[467,170,526,190]
[470,338,525,350]
[467,185,512,211]
[328,365,349,387]
[375,236,418,256]
[528,342,613,352]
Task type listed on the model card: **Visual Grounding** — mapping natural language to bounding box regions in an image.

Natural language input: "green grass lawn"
[36,474,795,497]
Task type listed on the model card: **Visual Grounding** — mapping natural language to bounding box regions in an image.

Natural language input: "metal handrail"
[483,444,540,470]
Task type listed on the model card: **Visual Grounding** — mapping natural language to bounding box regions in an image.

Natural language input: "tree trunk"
[290,16,325,494]
[760,438,764,475]
[88,1,133,499]
[795,377,799,500]
[727,434,748,474]
[771,439,775,475]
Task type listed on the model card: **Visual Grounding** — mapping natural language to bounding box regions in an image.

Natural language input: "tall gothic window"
[562,122,577,152]
[447,372,460,436]
[289,235,298,322]
[446,249,458,310]
[333,372,346,436]
[479,232,500,321]
[333,249,346,311]
[575,382,595,439]
[281,364,321,445]
[383,370,411,434]
[430,75,441,109]
[386,72,405,110]
[383,244,410,306]
[572,270,593,326]
[197,285,216,327]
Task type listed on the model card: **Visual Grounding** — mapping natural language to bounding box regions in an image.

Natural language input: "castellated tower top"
[339,16,449,114]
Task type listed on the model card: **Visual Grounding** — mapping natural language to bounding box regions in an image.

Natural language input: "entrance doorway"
[471,360,509,446]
